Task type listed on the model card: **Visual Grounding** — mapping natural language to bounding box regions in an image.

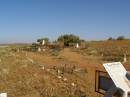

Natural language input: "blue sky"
[0,0,130,43]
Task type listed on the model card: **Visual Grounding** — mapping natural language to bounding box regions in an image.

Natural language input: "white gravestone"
[76,43,79,48]
[42,40,45,45]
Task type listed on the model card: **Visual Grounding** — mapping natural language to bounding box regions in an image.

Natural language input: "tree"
[108,37,114,40]
[32,42,38,46]
[117,36,125,40]
[57,34,80,46]
[37,37,49,45]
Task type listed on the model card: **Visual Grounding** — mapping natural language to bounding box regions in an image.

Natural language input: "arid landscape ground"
[0,40,130,97]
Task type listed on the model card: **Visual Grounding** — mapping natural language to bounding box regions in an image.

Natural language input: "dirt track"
[25,48,105,97]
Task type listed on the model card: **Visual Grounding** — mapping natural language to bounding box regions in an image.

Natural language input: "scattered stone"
[123,53,127,63]
[74,68,82,72]
[41,66,45,70]
[46,69,50,72]
[58,76,62,79]
[71,83,76,87]
[63,77,67,81]
[57,69,62,74]
[74,68,87,73]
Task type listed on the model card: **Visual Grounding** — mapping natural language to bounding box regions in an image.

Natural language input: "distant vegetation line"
[36,34,129,46]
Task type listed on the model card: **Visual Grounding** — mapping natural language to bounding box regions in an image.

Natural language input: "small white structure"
[38,47,41,52]
[76,43,79,48]
[57,69,62,74]
[0,93,7,97]
[42,40,45,45]
[123,54,127,63]
[71,82,76,87]
[41,66,45,70]
[103,62,130,97]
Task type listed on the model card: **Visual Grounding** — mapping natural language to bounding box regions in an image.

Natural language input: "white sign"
[0,93,7,97]
[103,62,130,97]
